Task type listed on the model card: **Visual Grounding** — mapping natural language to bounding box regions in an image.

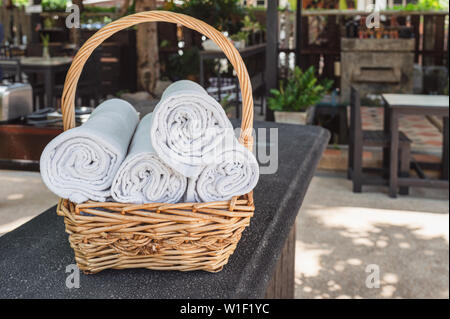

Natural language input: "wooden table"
[1,56,72,109]
[382,94,449,198]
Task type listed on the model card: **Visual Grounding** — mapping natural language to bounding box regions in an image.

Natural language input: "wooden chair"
[348,87,412,195]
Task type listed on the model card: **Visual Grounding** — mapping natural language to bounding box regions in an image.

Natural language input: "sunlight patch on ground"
[295,243,332,277]
[7,193,25,200]
[296,173,449,298]
[306,205,449,244]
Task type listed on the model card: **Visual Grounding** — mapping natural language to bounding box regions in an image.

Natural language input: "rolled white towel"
[150,80,233,177]
[111,113,187,204]
[40,99,139,204]
[185,136,259,202]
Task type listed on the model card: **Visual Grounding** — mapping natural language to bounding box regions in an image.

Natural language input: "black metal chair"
[0,57,47,111]
[0,57,22,83]
[53,48,102,108]
[0,45,12,58]
[348,87,412,195]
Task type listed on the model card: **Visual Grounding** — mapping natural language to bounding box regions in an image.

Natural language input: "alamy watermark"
[365,1,381,29]
[66,5,80,29]
[365,264,380,289]
[66,264,80,289]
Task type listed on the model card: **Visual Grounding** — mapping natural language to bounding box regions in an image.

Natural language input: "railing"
[277,9,449,87]
[0,5,32,45]
[2,5,447,91]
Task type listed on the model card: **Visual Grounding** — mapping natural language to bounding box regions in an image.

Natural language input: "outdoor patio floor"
[297,171,449,299]
[0,169,448,298]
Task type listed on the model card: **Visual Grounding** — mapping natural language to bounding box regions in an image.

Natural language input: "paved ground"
[296,171,449,299]
[0,170,58,236]
[0,169,448,299]
[360,106,443,153]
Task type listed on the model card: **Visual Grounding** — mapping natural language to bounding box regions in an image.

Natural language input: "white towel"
[111,113,187,204]
[185,136,259,202]
[150,80,233,178]
[40,99,139,204]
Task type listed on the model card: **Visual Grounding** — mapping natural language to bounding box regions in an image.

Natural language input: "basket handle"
[61,11,254,150]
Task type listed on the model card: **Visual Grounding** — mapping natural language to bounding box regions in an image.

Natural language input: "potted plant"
[268,66,333,125]
[41,0,67,12]
[40,33,51,59]
[220,94,236,119]
[165,48,200,82]
[241,15,262,45]
[230,31,248,50]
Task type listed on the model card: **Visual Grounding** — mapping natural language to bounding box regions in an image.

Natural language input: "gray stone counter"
[0,121,329,298]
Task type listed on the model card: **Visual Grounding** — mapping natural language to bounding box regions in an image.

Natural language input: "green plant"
[165,48,200,81]
[84,6,117,14]
[230,31,248,42]
[43,17,54,29]
[40,33,50,47]
[167,0,245,34]
[393,0,447,11]
[220,94,235,117]
[159,39,170,49]
[241,15,261,34]
[41,0,67,12]
[268,66,333,112]
[12,0,29,7]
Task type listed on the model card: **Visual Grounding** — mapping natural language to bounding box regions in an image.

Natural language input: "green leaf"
[267,65,334,112]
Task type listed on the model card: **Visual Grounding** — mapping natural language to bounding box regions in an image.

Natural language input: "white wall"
[357,0,388,10]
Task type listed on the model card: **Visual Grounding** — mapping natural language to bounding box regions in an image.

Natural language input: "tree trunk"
[345,0,355,9]
[70,0,84,48]
[119,0,131,17]
[135,0,159,94]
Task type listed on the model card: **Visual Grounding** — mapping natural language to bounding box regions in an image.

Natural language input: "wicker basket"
[56,11,255,274]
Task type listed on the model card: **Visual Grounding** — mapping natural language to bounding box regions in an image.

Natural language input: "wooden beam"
[265,0,278,122]
[265,223,296,299]
[295,0,302,66]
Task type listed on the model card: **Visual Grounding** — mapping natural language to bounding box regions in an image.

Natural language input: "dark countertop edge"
[234,126,331,298]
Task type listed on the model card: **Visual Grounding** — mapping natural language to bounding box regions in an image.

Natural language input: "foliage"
[230,31,248,42]
[241,15,262,33]
[84,6,117,14]
[393,0,447,11]
[40,33,50,47]
[11,0,29,7]
[165,48,200,81]
[165,0,245,34]
[41,0,67,12]
[230,15,263,44]
[268,66,333,112]
[220,94,235,117]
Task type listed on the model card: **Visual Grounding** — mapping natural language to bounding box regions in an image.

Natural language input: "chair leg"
[32,93,38,111]
[353,179,362,193]
[399,144,411,195]
[347,144,353,180]
[352,141,363,193]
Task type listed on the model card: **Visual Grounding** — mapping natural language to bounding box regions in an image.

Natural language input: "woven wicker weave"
[56,11,255,274]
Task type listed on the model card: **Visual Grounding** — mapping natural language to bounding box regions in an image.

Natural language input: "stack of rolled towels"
[40,80,259,204]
